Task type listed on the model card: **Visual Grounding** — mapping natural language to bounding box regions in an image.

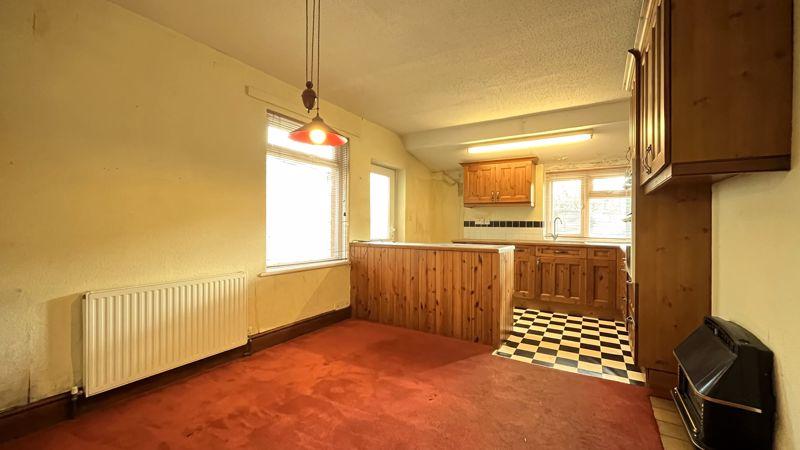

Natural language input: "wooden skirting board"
[645,368,679,400]
[0,307,352,444]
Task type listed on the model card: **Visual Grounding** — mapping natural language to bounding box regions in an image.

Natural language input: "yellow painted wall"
[711,4,800,446]
[0,0,450,410]
[429,172,463,242]
[712,153,799,449]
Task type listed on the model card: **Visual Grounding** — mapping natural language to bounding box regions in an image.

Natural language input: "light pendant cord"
[310,0,315,91]
[316,0,321,113]
[302,0,322,115]
[305,0,309,83]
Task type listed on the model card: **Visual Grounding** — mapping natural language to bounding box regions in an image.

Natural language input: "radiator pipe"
[244,337,253,357]
[69,386,82,419]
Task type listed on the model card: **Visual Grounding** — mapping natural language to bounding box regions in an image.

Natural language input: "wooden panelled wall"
[350,243,514,347]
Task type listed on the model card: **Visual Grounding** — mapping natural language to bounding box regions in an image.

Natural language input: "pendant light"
[289,0,348,147]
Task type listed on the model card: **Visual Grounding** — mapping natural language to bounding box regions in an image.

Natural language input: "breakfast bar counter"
[349,241,515,347]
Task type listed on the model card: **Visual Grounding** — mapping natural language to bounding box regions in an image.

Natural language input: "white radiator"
[82,272,247,397]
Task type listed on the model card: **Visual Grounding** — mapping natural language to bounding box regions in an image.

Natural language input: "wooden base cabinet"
[586,258,617,310]
[535,256,585,305]
[513,247,536,299]
[454,240,625,321]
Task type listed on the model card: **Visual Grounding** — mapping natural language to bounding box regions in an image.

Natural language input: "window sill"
[543,235,631,245]
[259,259,350,277]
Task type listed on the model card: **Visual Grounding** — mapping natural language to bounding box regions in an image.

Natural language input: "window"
[265,112,349,268]
[370,164,396,241]
[545,169,631,240]
[551,179,582,235]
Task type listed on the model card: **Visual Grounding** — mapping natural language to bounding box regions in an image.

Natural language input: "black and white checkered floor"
[494,307,645,386]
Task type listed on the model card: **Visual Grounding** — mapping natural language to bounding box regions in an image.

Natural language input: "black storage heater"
[672,316,775,449]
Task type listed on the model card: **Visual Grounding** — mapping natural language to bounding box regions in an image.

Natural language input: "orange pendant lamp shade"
[289,114,348,146]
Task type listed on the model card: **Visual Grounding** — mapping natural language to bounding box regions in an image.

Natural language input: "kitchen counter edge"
[351,241,515,253]
[453,239,629,250]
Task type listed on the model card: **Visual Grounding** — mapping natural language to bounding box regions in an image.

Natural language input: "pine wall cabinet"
[634,0,792,193]
[461,157,537,207]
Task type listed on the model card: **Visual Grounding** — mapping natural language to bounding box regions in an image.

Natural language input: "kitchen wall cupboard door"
[639,0,668,186]
[513,247,536,299]
[461,157,537,206]
[463,164,496,204]
[586,258,616,309]
[631,0,792,193]
[638,45,650,182]
[653,0,667,181]
[496,160,532,204]
[535,256,586,305]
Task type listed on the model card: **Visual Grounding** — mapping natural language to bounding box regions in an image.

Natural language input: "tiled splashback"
[462,220,545,241]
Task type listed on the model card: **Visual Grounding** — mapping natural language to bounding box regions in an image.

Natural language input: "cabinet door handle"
[643,145,654,174]
[536,258,540,268]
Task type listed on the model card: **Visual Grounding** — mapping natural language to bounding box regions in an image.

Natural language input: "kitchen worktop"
[351,240,515,253]
[453,239,629,249]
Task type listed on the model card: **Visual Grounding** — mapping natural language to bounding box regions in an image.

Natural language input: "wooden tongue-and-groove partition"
[350,242,514,347]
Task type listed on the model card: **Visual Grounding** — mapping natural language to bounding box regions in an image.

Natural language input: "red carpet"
[3,320,661,449]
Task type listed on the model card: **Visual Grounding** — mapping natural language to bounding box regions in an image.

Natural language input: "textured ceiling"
[416,122,630,171]
[404,100,631,170]
[109,0,641,134]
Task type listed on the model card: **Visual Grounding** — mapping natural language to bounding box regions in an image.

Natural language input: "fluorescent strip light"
[467,132,592,154]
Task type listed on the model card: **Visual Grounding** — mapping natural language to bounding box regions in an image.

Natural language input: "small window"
[265,112,349,268]
[546,169,631,240]
[370,164,396,241]
[591,176,627,192]
[550,179,582,236]
[588,197,630,238]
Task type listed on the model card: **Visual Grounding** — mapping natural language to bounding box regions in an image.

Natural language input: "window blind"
[265,111,349,268]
